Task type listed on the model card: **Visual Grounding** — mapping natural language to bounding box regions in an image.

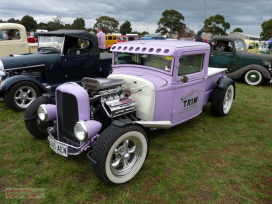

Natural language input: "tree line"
[1,10,271,40]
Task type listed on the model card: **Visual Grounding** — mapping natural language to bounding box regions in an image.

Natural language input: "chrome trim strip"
[5,64,45,71]
[134,121,172,129]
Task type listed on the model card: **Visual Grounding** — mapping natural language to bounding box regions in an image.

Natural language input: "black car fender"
[226,64,272,80]
[214,77,236,99]
[0,75,50,94]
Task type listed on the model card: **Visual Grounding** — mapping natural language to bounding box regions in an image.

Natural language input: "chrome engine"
[82,78,137,118]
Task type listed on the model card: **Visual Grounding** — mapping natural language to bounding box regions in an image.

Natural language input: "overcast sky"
[0,0,270,36]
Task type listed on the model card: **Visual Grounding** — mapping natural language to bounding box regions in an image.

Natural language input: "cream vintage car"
[0,23,37,57]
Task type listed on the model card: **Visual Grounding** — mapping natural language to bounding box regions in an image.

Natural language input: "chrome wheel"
[13,85,37,109]
[110,136,142,177]
[244,70,264,86]
[91,125,148,186]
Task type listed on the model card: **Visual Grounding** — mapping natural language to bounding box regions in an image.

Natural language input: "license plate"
[48,136,68,157]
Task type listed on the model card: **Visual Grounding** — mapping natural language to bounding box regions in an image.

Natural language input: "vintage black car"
[0,30,112,111]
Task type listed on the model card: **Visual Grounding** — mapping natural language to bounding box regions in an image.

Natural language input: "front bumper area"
[48,131,99,156]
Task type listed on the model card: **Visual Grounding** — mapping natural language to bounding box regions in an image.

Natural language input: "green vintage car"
[209,36,272,85]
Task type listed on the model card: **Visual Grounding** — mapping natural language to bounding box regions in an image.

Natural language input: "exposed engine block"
[82,77,137,118]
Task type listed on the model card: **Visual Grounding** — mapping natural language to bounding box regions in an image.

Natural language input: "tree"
[232,28,243,33]
[20,15,38,31]
[184,27,196,37]
[202,14,230,37]
[37,22,48,30]
[47,16,64,31]
[139,31,149,36]
[93,16,119,34]
[260,19,272,41]
[72,18,85,30]
[156,9,186,37]
[64,23,72,29]
[120,21,132,35]
[7,18,20,23]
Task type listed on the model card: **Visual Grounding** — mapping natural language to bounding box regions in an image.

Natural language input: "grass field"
[1,81,272,204]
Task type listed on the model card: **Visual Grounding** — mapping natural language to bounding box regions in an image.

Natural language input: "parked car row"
[1,31,272,187]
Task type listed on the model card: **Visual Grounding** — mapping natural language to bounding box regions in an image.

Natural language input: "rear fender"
[227,64,272,80]
[214,77,236,99]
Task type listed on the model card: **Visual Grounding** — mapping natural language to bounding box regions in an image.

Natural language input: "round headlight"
[37,105,47,121]
[74,121,88,141]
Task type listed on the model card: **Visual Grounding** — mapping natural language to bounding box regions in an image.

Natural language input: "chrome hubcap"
[14,86,36,108]
[111,137,141,177]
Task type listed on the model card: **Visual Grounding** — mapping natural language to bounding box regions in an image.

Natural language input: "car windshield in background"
[235,39,246,51]
[114,52,173,73]
[38,36,64,50]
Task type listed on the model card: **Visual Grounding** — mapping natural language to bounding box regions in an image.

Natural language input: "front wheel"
[24,96,54,139]
[244,70,264,86]
[211,83,234,117]
[5,81,40,111]
[90,124,149,186]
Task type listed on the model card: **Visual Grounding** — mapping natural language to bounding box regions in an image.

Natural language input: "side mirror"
[178,75,188,83]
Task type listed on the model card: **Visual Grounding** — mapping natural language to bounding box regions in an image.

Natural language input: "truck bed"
[208,67,227,76]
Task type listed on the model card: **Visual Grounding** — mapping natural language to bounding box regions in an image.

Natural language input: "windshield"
[114,52,173,73]
[234,39,246,51]
[38,35,64,50]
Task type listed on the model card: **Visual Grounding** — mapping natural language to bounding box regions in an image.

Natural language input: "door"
[62,52,99,81]
[172,53,207,126]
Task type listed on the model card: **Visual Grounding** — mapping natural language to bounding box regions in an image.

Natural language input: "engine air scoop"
[82,77,125,90]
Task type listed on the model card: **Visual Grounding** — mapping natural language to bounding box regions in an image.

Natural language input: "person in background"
[193,30,204,42]
[267,41,272,55]
[96,27,106,53]
[212,41,233,52]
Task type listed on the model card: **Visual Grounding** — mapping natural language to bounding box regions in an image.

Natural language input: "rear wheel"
[91,124,148,186]
[244,70,264,86]
[5,81,40,111]
[211,83,234,117]
[24,96,54,139]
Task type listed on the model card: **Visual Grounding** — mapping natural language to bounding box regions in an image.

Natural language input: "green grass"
[1,81,272,204]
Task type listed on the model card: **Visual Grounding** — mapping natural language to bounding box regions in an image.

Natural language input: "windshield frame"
[38,35,65,53]
[113,52,174,75]
[234,39,247,52]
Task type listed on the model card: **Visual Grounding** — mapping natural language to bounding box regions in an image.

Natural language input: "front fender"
[214,77,236,99]
[227,64,272,80]
[0,75,50,95]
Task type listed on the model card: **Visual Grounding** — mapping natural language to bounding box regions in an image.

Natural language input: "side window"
[113,36,117,40]
[249,43,255,49]
[178,54,204,75]
[0,29,20,40]
[108,36,112,40]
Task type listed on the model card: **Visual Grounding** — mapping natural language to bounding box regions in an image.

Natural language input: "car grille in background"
[57,90,79,142]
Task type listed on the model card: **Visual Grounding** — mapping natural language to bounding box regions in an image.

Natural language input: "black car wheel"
[24,96,54,139]
[244,70,264,86]
[5,81,40,111]
[91,124,149,186]
[211,83,234,117]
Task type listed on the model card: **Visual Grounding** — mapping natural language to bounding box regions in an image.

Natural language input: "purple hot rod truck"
[24,40,235,186]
